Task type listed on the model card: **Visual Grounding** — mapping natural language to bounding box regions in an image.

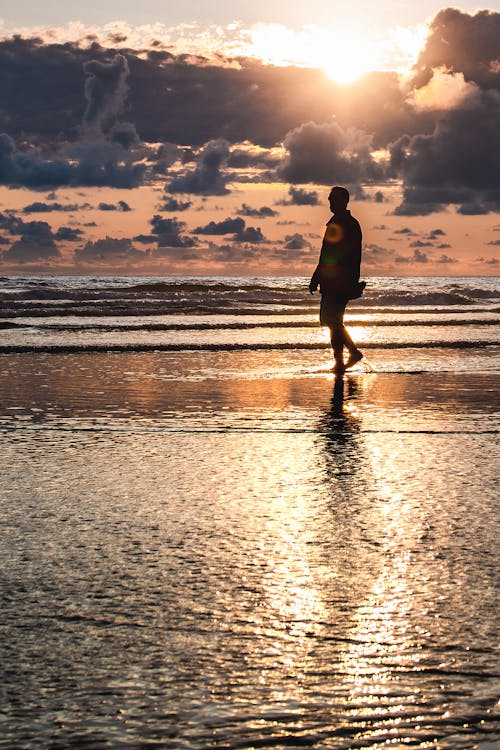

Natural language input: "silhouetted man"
[309,186,364,373]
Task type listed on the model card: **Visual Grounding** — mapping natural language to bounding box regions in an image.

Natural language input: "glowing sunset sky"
[0,1,499,275]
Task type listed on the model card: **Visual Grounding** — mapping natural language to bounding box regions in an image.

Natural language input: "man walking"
[309,186,364,373]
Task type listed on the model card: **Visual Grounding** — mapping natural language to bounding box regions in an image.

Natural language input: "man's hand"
[309,280,318,294]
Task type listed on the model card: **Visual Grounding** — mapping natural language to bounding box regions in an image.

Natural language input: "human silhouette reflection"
[319,374,361,460]
[316,375,377,628]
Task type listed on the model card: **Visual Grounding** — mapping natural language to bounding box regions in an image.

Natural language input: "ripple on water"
[0,365,499,749]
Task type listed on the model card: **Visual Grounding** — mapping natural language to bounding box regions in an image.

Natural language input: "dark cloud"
[97,200,132,211]
[283,233,311,250]
[0,37,413,150]
[0,212,26,235]
[228,145,281,169]
[410,240,434,248]
[83,54,130,136]
[1,220,60,263]
[54,227,84,241]
[22,201,84,213]
[150,215,197,247]
[486,239,500,246]
[363,243,395,265]
[280,121,380,186]
[391,90,500,215]
[412,8,500,91]
[436,253,459,263]
[394,227,417,235]
[158,197,192,212]
[237,203,278,218]
[233,226,266,243]
[395,248,430,264]
[476,256,499,266]
[109,122,141,150]
[0,43,146,189]
[278,186,319,206]
[133,234,156,244]
[74,237,145,262]
[193,217,245,235]
[0,131,146,190]
[168,139,230,195]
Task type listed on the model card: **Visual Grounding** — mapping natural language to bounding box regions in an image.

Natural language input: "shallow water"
[1,352,499,749]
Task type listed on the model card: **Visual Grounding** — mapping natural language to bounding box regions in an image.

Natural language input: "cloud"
[193,217,245,235]
[97,200,132,211]
[74,236,145,263]
[168,139,231,195]
[0,43,146,189]
[283,233,311,250]
[395,248,430,263]
[1,220,60,263]
[278,186,319,206]
[476,256,499,266]
[392,9,500,215]
[158,197,192,212]
[22,201,84,213]
[436,253,458,263]
[233,226,266,243]
[280,121,380,186]
[54,227,84,241]
[362,243,395,266]
[83,54,130,136]
[150,214,197,247]
[412,8,500,91]
[237,203,278,218]
[0,129,146,191]
[391,91,500,214]
[228,144,281,169]
[394,227,417,235]
[408,69,481,111]
[409,240,434,248]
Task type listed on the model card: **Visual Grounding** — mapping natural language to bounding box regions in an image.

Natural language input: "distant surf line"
[2,318,499,331]
[1,341,498,354]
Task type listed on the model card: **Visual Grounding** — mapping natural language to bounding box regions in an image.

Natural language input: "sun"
[243,23,381,85]
[315,32,380,84]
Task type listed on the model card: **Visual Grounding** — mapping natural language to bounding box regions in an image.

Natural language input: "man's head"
[328,186,349,214]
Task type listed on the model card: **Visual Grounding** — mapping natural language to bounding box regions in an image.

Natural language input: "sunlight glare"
[245,23,382,84]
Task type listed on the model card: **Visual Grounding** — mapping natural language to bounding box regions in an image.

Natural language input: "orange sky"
[0,6,499,275]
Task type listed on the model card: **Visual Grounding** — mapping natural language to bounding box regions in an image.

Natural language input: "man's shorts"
[320,294,348,327]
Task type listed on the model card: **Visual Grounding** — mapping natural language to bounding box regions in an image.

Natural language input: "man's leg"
[342,323,363,368]
[329,300,348,371]
[330,325,345,371]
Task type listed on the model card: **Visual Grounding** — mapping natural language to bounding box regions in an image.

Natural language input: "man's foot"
[345,349,363,369]
[333,361,345,374]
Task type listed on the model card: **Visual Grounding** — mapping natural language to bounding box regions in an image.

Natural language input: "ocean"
[1,275,499,749]
[0,274,499,364]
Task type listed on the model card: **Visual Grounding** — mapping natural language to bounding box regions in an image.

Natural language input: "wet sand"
[1,352,499,749]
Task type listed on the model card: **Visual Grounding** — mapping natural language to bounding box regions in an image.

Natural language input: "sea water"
[0,276,499,749]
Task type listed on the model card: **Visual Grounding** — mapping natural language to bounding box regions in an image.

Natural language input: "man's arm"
[350,219,362,281]
[309,265,320,293]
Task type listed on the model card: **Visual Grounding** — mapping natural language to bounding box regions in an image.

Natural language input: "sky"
[0,2,499,276]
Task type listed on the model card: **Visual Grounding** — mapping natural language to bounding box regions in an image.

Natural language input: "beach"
[1,276,499,749]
